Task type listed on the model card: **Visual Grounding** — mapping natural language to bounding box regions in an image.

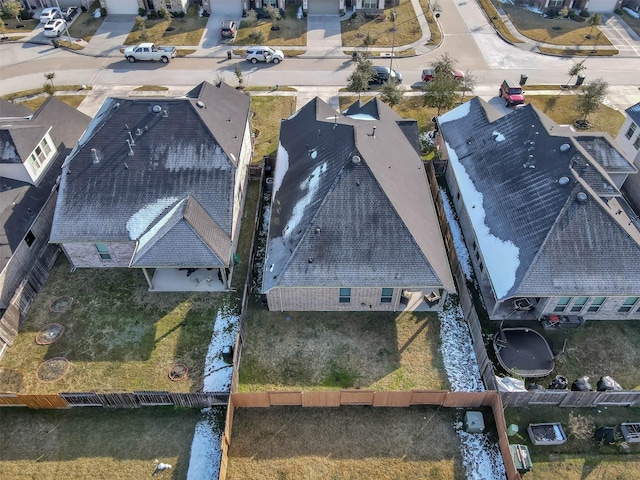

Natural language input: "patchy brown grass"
[17,94,86,111]
[504,406,640,480]
[235,6,307,47]
[0,406,208,479]
[227,406,465,480]
[419,0,442,46]
[67,1,106,42]
[0,17,38,33]
[238,305,448,392]
[124,6,206,46]
[341,0,422,48]
[250,95,297,161]
[502,5,612,47]
[478,0,523,43]
[538,46,619,56]
[525,94,626,138]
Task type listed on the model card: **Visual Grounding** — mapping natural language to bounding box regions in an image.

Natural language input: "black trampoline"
[493,327,555,378]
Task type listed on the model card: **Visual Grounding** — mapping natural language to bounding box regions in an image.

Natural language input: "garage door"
[585,0,615,12]
[307,0,339,14]
[106,0,139,15]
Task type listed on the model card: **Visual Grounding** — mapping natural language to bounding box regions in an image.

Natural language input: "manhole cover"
[37,357,70,383]
[36,323,64,345]
[50,296,73,313]
[168,363,189,381]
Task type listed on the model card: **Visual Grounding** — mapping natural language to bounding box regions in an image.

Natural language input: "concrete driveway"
[598,15,640,57]
[82,15,136,57]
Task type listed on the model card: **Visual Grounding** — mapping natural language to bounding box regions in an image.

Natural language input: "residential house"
[261,97,455,312]
[242,0,386,15]
[534,0,621,12]
[0,97,90,348]
[615,102,640,211]
[50,81,252,292]
[437,98,640,321]
[96,0,189,16]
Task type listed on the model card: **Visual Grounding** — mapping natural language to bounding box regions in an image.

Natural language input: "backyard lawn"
[227,405,465,480]
[250,95,297,161]
[504,406,640,480]
[0,406,211,479]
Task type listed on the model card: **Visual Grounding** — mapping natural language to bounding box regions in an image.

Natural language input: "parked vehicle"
[499,79,526,107]
[371,66,403,84]
[123,43,177,63]
[39,7,61,23]
[221,20,237,38]
[63,6,79,22]
[43,19,66,38]
[422,68,465,82]
[245,46,284,64]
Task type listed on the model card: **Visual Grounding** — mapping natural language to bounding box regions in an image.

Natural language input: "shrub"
[567,9,577,19]
[579,9,590,17]
[20,9,34,20]
[148,10,158,19]
[547,8,559,19]
[614,8,623,15]
[572,16,586,22]
[138,8,147,16]
[100,7,107,17]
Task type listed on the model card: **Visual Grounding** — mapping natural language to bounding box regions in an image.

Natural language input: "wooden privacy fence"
[0,391,229,409]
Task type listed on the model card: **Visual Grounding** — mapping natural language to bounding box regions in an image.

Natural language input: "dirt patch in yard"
[227,405,465,480]
[239,304,448,392]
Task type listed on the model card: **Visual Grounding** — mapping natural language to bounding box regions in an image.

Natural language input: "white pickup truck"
[124,43,177,63]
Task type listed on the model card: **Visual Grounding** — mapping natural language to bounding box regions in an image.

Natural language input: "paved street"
[1,1,639,109]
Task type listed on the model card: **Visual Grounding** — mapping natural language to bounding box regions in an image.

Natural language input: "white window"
[94,243,112,260]
[571,297,589,312]
[548,0,564,6]
[381,288,393,303]
[27,137,54,173]
[634,136,640,150]
[363,0,378,8]
[339,288,351,304]
[625,122,637,140]
[587,296,606,312]
[619,297,639,313]
[554,297,571,312]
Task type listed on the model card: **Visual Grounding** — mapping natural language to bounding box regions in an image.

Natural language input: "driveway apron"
[83,15,136,57]
[303,15,343,57]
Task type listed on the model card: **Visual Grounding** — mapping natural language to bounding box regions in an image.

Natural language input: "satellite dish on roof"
[152,105,162,113]
[560,143,571,152]
[352,155,361,165]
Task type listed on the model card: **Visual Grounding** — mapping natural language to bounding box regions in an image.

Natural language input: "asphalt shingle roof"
[262,97,455,292]
[626,102,640,125]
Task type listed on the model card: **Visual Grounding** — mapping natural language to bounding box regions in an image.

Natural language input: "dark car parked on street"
[370,65,403,84]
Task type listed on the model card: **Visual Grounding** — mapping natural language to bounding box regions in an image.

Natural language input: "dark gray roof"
[262,97,455,292]
[0,98,32,118]
[0,97,91,272]
[626,102,640,125]
[438,98,640,299]
[0,125,50,163]
[50,82,250,267]
[574,135,637,173]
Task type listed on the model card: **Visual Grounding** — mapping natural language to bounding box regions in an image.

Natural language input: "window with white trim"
[94,243,112,260]
[339,288,351,304]
[554,297,571,312]
[548,0,563,6]
[587,296,606,312]
[27,137,54,174]
[626,122,637,139]
[571,296,589,312]
[619,297,639,313]
[363,0,378,8]
[381,288,393,303]
[634,135,640,150]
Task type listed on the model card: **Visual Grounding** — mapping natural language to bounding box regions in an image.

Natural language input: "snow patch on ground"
[203,306,240,392]
[186,408,223,480]
[457,429,507,480]
[439,188,472,280]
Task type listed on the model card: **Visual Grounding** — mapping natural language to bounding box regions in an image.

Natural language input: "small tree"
[347,58,375,99]
[159,8,172,23]
[3,0,23,25]
[458,70,476,103]
[244,9,258,27]
[565,61,586,88]
[587,12,602,39]
[575,77,608,125]
[380,79,403,107]
[44,72,55,90]
[559,6,569,18]
[266,5,281,27]
[234,65,244,88]
[423,72,459,115]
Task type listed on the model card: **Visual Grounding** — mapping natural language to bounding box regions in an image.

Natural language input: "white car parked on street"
[43,19,67,38]
[39,7,61,23]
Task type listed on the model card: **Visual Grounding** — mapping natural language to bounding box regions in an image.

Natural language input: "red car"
[499,79,526,107]
[422,68,465,82]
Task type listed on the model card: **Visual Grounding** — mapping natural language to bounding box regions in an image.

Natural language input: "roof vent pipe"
[558,176,570,185]
[352,155,361,165]
[576,192,588,203]
[91,148,99,164]
[372,126,376,137]
[128,131,135,145]
[152,105,162,113]
[560,143,571,152]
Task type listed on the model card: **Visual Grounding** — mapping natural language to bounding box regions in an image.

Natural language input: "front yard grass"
[250,95,297,161]
[67,2,106,42]
[227,405,464,480]
[525,94,625,137]
[238,304,448,392]
[341,0,421,48]
[504,406,640,480]
[124,6,206,46]
[501,5,612,47]
[479,0,523,43]
[0,406,205,479]
[1,16,38,33]
[235,6,307,47]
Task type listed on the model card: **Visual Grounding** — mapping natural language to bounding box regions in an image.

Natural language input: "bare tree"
[587,12,602,39]
[458,70,476,103]
[564,61,586,88]
[575,78,608,126]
